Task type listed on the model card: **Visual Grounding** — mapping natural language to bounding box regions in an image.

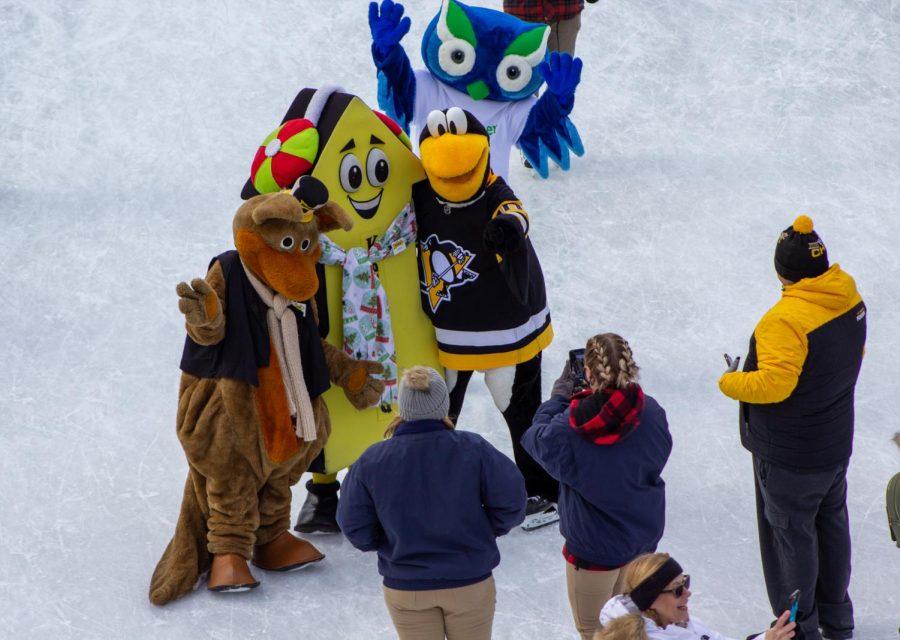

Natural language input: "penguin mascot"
[412,107,559,528]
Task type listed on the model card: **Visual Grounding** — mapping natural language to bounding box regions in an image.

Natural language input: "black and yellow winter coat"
[719,264,866,470]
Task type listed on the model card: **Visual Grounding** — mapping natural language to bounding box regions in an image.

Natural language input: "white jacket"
[599,594,764,640]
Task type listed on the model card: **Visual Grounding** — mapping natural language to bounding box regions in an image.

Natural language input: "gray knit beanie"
[397,366,449,421]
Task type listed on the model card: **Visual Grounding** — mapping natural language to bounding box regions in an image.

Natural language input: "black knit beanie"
[774,215,829,282]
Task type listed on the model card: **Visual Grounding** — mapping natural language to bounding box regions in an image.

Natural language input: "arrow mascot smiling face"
[242,87,442,534]
[412,107,559,509]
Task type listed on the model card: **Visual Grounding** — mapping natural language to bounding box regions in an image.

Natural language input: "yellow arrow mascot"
[242,86,441,531]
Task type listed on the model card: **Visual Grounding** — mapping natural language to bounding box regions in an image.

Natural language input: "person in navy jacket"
[337,365,526,640]
[521,333,672,640]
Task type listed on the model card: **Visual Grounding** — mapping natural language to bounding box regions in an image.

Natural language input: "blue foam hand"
[369,0,411,58]
[538,53,583,113]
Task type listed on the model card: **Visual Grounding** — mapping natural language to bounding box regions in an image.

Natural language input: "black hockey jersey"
[412,174,553,370]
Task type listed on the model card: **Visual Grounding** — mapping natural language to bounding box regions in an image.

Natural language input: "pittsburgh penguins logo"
[420,234,478,312]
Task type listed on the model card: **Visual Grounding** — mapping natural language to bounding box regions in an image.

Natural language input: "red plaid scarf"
[568,384,645,445]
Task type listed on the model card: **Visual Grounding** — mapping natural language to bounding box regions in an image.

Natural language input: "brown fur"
[151,191,382,606]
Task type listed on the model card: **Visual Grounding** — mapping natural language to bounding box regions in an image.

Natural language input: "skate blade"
[208,582,260,593]
[254,554,326,573]
[521,511,560,531]
[294,525,341,535]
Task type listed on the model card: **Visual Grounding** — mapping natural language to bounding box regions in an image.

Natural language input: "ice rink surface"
[1,0,898,638]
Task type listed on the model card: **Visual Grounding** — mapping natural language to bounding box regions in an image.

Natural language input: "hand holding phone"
[787,589,800,622]
[764,609,798,640]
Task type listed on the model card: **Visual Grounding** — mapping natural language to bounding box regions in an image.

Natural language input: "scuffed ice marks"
[1,0,898,638]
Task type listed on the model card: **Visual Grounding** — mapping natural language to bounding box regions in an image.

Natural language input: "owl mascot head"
[421,0,549,102]
[369,0,584,179]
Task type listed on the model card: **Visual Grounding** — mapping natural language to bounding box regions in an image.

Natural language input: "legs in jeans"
[383,576,496,640]
[447,354,557,501]
[566,563,623,640]
[754,457,853,640]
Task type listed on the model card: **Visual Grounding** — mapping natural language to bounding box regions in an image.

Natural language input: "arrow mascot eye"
[299,238,311,251]
[496,54,533,93]
[427,110,449,138]
[339,153,363,193]
[446,107,467,135]
[366,148,390,186]
[280,236,295,250]
[438,38,476,77]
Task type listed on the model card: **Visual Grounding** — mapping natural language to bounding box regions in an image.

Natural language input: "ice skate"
[294,480,341,534]
[521,496,560,531]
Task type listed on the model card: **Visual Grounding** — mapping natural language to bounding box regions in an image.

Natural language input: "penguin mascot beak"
[419,107,491,203]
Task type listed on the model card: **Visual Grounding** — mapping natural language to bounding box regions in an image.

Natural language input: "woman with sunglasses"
[598,553,797,640]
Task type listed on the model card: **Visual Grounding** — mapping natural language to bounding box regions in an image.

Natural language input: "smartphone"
[787,589,801,622]
[569,349,586,389]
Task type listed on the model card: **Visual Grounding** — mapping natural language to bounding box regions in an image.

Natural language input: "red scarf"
[568,384,645,445]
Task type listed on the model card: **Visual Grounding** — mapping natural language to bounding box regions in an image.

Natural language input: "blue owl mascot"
[369,0,584,179]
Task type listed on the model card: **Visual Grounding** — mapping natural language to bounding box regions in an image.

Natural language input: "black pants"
[447,353,558,502]
[753,456,854,640]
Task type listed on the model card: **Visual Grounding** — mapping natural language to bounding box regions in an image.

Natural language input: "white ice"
[1,0,898,638]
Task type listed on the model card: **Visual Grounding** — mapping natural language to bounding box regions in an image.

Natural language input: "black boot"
[294,480,341,534]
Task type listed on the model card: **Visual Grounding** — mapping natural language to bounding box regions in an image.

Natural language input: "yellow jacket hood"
[718,263,863,406]
[782,264,858,311]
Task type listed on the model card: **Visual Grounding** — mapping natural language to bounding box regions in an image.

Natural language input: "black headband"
[629,558,684,611]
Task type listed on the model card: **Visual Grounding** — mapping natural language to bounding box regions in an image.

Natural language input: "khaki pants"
[548,13,582,56]
[566,563,624,640]
[382,576,496,640]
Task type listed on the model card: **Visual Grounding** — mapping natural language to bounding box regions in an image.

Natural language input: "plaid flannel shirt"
[503,0,585,23]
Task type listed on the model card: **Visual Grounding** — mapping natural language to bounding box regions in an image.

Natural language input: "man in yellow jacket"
[719,216,866,640]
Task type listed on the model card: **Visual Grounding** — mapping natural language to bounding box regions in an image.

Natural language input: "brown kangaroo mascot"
[150,177,384,605]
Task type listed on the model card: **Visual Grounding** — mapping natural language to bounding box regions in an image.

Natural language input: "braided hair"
[584,333,640,390]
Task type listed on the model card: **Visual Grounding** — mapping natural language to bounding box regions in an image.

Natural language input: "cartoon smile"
[348,190,383,220]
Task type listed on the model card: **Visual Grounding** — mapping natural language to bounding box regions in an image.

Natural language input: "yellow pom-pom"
[793,215,814,234]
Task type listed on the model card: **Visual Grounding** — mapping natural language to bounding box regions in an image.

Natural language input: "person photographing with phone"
[522,333,672,640]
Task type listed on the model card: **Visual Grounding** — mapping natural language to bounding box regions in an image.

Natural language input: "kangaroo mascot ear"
[240,85,344,200]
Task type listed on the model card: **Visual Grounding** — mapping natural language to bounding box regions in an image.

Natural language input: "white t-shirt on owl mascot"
[412,69,537,182]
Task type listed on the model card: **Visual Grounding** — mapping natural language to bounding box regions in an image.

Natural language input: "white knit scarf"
[241,261,317,442]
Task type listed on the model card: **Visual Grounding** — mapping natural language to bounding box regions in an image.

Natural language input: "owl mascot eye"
[368,0,585,179]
